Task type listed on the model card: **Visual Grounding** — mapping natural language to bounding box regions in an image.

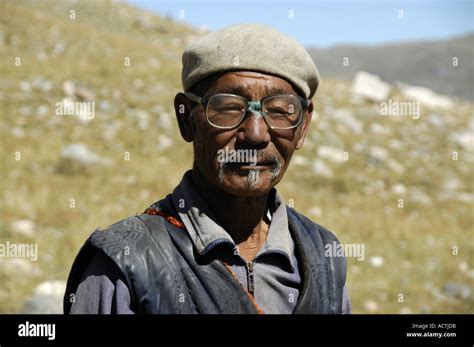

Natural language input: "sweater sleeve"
[342,285,352,314]
[68,251,135,314]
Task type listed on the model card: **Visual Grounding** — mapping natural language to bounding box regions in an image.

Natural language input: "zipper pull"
[247,262,255,295]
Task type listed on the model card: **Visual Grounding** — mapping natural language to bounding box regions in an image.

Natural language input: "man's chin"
[215,169,279,197]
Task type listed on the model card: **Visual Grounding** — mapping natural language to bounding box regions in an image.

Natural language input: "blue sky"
[127,0,473,47]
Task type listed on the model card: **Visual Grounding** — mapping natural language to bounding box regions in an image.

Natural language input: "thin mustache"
[219,152,280,165]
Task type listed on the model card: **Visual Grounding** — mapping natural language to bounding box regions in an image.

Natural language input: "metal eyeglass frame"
[184,92,311,130]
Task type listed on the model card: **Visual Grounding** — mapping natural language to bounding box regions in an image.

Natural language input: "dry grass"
[0,0,472,313]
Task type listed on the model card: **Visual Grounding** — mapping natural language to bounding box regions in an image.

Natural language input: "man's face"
[175,71,313,197]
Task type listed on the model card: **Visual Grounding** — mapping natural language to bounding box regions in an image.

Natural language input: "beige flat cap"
[181,23,320,99]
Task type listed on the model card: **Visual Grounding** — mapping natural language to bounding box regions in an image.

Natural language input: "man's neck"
[191,168,271,258]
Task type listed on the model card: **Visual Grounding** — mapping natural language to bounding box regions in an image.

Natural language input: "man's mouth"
[225,160,277,170]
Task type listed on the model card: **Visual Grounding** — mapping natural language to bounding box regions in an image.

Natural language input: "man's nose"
[238,111,271,147]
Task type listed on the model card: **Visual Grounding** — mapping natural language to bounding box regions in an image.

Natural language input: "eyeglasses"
[184,92,310,130]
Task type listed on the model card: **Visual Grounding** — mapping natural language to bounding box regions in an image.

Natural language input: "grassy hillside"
[1,0,473,314]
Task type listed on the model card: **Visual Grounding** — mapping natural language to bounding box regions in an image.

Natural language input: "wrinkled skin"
[174,71,313,261]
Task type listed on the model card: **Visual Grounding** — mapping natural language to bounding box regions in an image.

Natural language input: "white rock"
[135,109,150,130]
[11,219,35,238]
[309,206,323,218]
[368,256,384,268]
[363,300,379,313]
[62,80,75,96]
[10,127,25,138]
[387,159,405,174]
[351,71,391,102]
[457,192,474,203]
[157,112,173,130]
[311,159,333,178]
[75,86,95,102]
[34,280,66,297]
[21,280,66,314]
[318,146,345,164]
[449,131,473,152]
[331,108,363,135]
[37,105,49,117]
[400,84,453,109]
[400,307,413,314]
[19,80,32,92]
[31,76,53,92]
[292,155,308,166]
[442,177,463,192]
[388,139,403,150]
[370,123,389,135]
[61,143,104,166]
[391,183,407,195]
[426,113,445,128]
[157,134,173,150]
[410,188,432,205]
[1,258,40,277]
[369,146,389,162]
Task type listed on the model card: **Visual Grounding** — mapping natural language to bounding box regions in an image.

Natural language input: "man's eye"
[214,105,243,112]
[267,107,291,115]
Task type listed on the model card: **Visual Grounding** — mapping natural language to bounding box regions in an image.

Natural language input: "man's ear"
[295,100,313,150]
[174,93,194,142]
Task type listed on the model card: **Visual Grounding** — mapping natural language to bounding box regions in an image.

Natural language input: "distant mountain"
[308,35,474,100]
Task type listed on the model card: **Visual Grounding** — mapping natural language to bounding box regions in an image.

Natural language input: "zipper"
[201,238,233,255]
[246,261,255,295]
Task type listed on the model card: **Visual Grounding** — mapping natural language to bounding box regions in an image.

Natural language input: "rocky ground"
[0,0,473,313]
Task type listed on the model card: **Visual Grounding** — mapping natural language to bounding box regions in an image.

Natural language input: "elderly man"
[64,23,351,314]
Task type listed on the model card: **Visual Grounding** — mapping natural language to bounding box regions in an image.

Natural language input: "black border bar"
[0,314,472,345]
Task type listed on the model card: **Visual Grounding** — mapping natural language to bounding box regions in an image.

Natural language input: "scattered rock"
[391,183,407,195]
[62,80,95,101]
[351,71,391,102]
[400,84,453,109]
[10,219,35,238]
[20,280,66,314]
[318,146,346,164]
[399,307,413,314]
[368,256,384,268]
[19,80,32,92]
[308,206,323,218]
[410,188,432,205]
[442,282,472,300]
[426,113,445,128]
[456,192,474,203]
[363,300,379,313]
[62,80,75,96]
[292,155,308,166]
[30,76,53,92]
[311,160,333,178]
[10,126,25,138]
[157,134,173,150]
[386,159,405,174]
[369,146,389,162]
[60,143,107,168]
[370,123,389,135]
[458,261,469,273]
[331,108,363,135]
[1,258,41,277]
[449,130,473,152]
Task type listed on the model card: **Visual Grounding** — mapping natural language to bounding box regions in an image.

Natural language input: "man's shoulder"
[91,215,148,243]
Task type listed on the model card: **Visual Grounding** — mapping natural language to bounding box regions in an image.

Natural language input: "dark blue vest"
[64,195,346,314]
